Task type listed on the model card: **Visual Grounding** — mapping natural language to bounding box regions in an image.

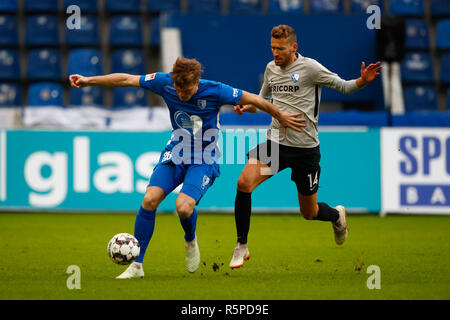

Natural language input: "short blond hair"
[271,25,297,44]
[171,57,203,88]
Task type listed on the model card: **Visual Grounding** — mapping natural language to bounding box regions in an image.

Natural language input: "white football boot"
[229,243,250,269]
[115,262,144,279]
[185,236,200,273]
[333,205,348,245]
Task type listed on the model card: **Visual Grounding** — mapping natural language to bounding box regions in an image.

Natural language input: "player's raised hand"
[278,111,306,133]
[360,61,382,83]
[234,104,257,115]
[69,74,89,88]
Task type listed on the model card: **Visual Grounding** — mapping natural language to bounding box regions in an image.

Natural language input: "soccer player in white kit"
[230,25,382,269]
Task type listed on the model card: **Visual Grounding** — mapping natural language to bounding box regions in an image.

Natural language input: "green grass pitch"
[0,212,449,300]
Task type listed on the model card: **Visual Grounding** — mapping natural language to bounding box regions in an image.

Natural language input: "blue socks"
[179,208,197,242]
[134,206,156,264]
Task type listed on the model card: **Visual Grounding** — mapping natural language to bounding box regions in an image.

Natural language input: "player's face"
[174,80,199,102]
[271,37,298,68]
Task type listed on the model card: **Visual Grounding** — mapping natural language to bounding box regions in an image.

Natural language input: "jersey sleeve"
[218,83,243,106]
[139,72,165,95]
[307,59,360,94]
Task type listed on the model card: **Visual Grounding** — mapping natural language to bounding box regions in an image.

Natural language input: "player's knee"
[176,201,195,219]
[142,194,161,211]
[237,175,253,193]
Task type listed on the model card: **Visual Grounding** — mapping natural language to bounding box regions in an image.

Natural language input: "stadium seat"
[431,0,450,16]
[25,15,59,46]
[403,86,438,111]
[109,15,143,47]
[350,0,383,13]
[0,15,18,46]
[439,53,450,84]
[389,0,424,15]
[106,0,141,12]
[69,86,104,106]
[401,52,434,83]
[147,0,181,12]
[150,16,160,46]
[229,0,262,13]
[405,19,429,49]
[28,82,64,107]
[68,48,103,77]
[113,87,147,108]
[189,0,221,13]
[27,49,62,80]
[111,49,145,74]
[436,19,450,50]
[310,0,343,13]
[66,15,99,46]
[269,0,304,13]
[24,0,59,12]
[0,83,21,107]
[63,0,98,13]
[0,49,20,80]
[0,0,17,12]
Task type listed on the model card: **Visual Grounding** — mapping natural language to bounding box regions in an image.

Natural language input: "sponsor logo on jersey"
[145,73,156,81]
[291,73,300,83]
[272,85,300,93]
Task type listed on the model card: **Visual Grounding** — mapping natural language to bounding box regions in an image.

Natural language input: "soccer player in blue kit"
[69,57,305,279]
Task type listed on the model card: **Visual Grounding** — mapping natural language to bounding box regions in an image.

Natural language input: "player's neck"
[281,52,299,69]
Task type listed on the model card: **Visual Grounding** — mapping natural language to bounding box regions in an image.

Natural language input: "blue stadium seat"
[401,52,434,83]
[310,0,342,13]
[350,0,383,13]
[147,0,180,12]
[113,87,147,108]
[269,0,304,13]
[439,53,450,84]
[431,0,450,16]
[229,0,262,13]
[150,16,160,46]
[390,0,424,15]
[27,49,61,80]
[106,0,141,12]
[24,0,59,12]
[0,0,17,12]
[109,15,143,47]
[66,15,99,46]
[68,49,103,77]
[0,49,20,80]
[111,49,145,74]
[0,83,21,107]
[0,15,18,46]
[64,0,98,13]
[189,0,221,12]
[25,15,59,46]
[70,86,104,106]
[404,86,438,111]
[436,19,450,50]
[405,19,429,49]
[28,82,64,107]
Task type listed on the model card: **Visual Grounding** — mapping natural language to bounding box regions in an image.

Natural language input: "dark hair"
[171,57,203,87]
[271,25,297,44]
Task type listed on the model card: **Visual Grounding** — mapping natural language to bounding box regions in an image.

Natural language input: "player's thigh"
[237,159,273,193]
[179,163,219,207]
[148,162,184,197]
[142,186,166,210]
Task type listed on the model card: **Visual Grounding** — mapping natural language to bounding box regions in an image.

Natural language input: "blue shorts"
[148,161,220,204]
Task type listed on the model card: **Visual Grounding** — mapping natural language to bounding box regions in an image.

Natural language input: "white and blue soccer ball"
[107,233,140,265]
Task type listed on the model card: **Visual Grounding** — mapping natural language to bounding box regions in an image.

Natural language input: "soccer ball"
[107,233,140,265]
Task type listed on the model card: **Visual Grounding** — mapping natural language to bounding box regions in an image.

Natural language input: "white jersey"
[258,53,361,148]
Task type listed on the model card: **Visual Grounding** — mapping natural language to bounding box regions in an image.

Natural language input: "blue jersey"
[139,72,243,165]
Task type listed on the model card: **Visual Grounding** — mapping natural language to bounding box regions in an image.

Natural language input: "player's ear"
[292,42,298,52]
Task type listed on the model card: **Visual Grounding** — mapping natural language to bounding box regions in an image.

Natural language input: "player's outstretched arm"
[69,73,141,89]
[238,91,306,132]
